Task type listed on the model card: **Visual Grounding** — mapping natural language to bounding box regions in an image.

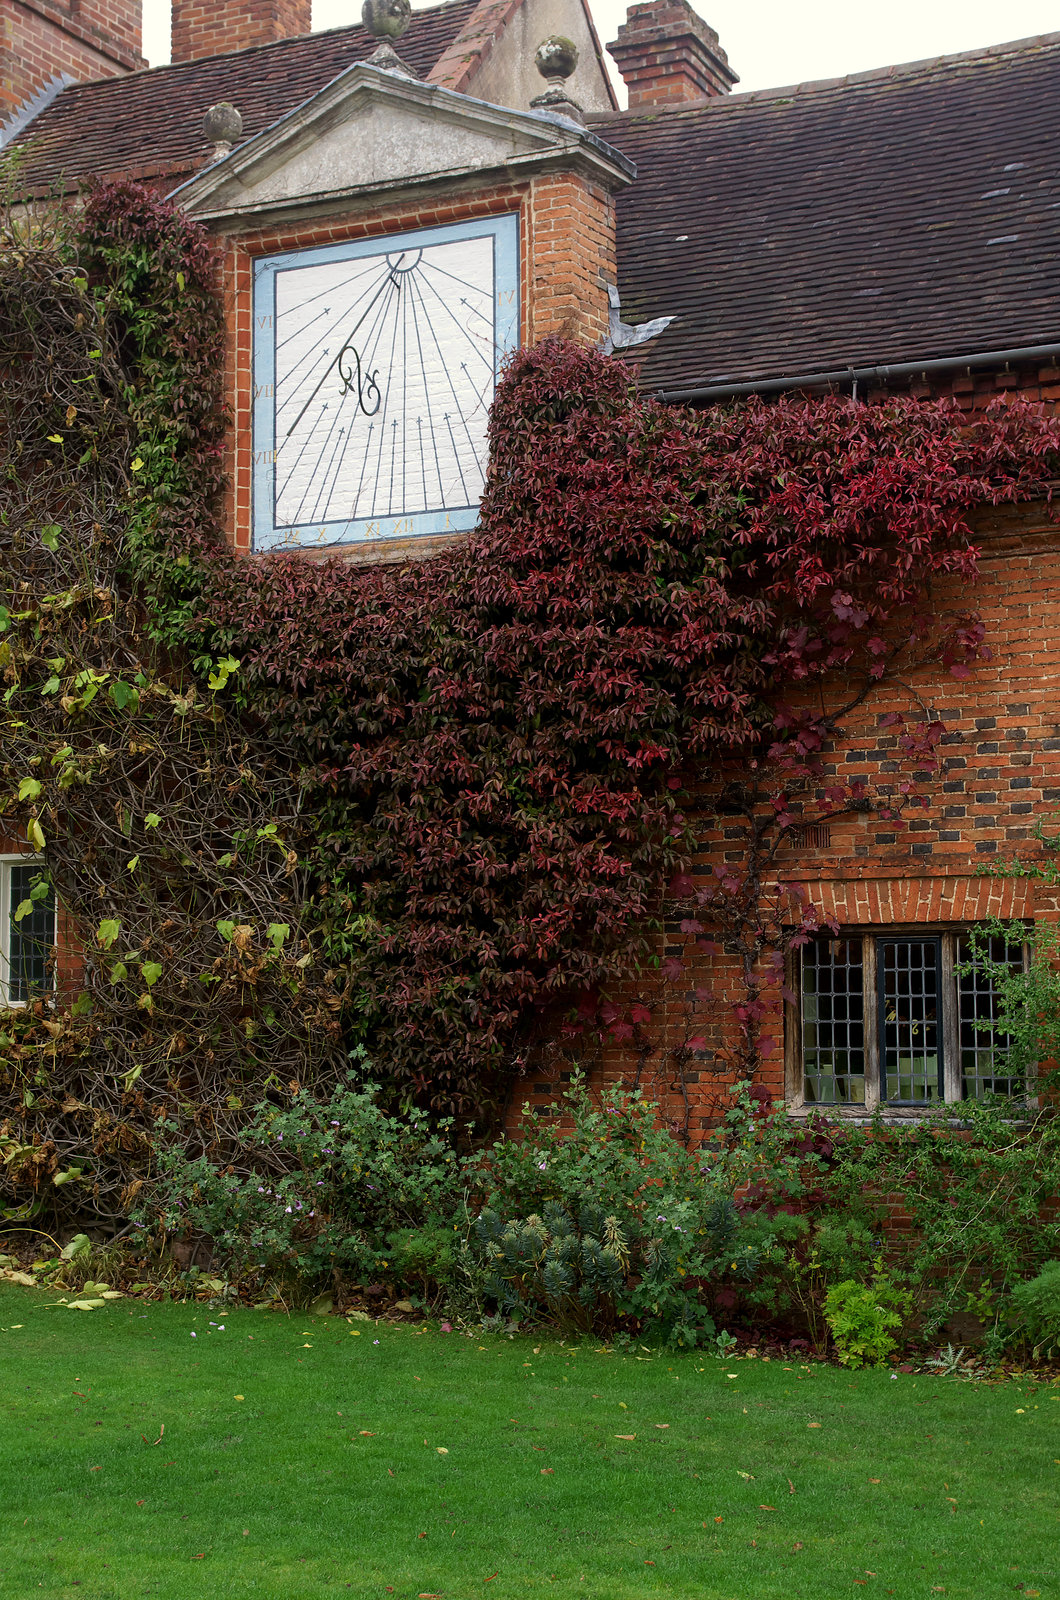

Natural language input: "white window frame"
[785,925,1030,1119]
[0,853,57,1009]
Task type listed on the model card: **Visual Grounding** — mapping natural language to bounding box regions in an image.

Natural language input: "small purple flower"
[191,1332,196,1338]
[373,1340,379,1345]
[285,1207,292,1214]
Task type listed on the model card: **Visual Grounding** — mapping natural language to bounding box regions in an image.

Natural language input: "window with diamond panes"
[957,934,1025,1099]
[801,937,865,1104]
[795,929,1027,1109]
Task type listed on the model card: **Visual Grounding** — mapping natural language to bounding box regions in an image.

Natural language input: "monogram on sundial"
[251,214,520,551]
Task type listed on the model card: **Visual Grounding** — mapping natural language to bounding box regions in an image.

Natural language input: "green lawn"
[0,1285,1056,1599]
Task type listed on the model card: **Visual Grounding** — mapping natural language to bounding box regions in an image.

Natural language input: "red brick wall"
[171,0,310,64]
[507,492,1060,1140]
[217,170,616,560]
[0,0,143,121]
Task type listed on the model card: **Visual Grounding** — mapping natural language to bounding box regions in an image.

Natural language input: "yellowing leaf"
[27,818,45,851]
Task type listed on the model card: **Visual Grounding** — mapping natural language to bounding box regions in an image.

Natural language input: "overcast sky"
[141,0,1059,95]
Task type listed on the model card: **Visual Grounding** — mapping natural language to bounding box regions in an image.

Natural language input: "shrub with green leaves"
[824,1272,911,1368]
[470,1076,764,1344]
[1008,1261,1060,1358]
[148,1072,463,1292]
[826,1100,1060,1340]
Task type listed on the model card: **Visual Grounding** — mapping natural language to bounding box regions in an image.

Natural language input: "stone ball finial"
[362,0,411,40]
[535,36,579,84]
[202,102,243,146]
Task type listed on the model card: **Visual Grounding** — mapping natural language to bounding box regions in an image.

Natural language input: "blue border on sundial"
[251,213,519,553]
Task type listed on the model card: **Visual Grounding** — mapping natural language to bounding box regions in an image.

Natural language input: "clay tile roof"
[7,0,480,195]
[590,32,1060,394]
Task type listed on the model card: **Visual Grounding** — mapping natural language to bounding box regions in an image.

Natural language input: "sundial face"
[251,214,519,551]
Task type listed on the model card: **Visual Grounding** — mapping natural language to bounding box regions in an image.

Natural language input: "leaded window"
[1,858,55,1006]
[796,930,1026,1110]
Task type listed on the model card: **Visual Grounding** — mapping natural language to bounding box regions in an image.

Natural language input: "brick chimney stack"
[0,0,144,124]
[171,0,312,64]
[607,0,737,108]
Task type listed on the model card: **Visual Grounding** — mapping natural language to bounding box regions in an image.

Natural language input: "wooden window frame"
[784,924,1029,1119]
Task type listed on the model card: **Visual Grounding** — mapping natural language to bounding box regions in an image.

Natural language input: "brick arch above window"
[782,874,1034,928]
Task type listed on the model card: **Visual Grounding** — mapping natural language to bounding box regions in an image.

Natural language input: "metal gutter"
[656,341,1060,404]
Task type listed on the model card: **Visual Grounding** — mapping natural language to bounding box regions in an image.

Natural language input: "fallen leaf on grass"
[758,1505,776,1511]
[540,1468,554,1475]
[614,1434,636,1440]
[807,1422,821,1429]
[242,1530,249,1537]
[484,1574,498,1583]
[141,1424,164,1446]
[714,1517,723,1524]
[359,1431,377,1436]
[792,1542,803,1551]
[869,1478,881,1484]
[437,1448,449,1455]
[788,1479,796,1494]
[655,1423,669,1429]
[234,1396,244,1402]
[736,1471,754,1480]
[89,1466,101,1472]
[136,1501,145,1507]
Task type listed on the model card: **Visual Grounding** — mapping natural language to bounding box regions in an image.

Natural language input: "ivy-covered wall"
[2,182,1060,1222]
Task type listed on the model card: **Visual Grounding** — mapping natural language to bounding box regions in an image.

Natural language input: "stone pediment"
[174,62,633,223]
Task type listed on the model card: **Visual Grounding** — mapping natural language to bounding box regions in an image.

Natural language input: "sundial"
[251,213,520,551]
